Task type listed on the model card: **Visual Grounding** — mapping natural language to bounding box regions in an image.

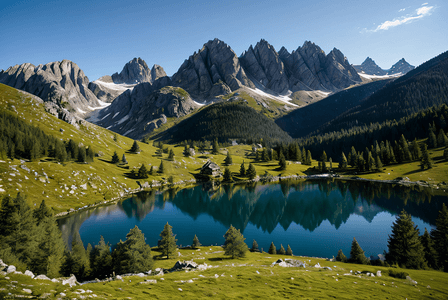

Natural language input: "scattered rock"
[35,274,50,280]
[135,273,145,277]
[24,270,35,278]
[140,279,157,284]
[6,265,16,273]
[39,292,52,298]
[62,274,78,287]
[376,271,382,277]
[23,288,32,294]
[406,276,417,285]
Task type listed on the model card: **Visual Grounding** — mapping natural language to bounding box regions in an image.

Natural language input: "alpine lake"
[57,179,448,259]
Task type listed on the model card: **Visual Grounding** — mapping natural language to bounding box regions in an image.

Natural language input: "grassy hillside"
[2,245,448,299]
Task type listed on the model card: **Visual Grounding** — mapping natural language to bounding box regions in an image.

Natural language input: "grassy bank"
[1,246,448,299]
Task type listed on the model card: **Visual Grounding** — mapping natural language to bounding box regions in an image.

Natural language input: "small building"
[200,160,221,178]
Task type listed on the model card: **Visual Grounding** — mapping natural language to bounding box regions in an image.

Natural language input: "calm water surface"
[58,180,447,258]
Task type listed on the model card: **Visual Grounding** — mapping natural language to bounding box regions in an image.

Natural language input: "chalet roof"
[201,160,220,171]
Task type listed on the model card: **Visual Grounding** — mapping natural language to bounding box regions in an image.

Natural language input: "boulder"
[23,288,32,294]
[24,270,35,278]
[62,274,78,287]
[6,265,16,274]
[34,274,50,280]
[376,270,382,277]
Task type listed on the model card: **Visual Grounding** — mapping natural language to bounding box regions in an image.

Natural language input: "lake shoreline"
[55,173,448,219]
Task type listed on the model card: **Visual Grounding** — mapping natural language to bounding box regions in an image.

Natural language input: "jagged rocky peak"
[353,57,387,75]
[0,59,99,123]
[388,58,415,75]
[111,57,150,83]
[240,39,290,94]
[172,38,254,100]
[278,46,290,58]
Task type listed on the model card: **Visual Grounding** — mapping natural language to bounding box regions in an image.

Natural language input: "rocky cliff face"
[0,60,100,123]
[278,41,361,92]
[240,39,290,94]
[353,57,387,75]
[172,38,255,100]
[387,58,415,75]
[89,78,198,139]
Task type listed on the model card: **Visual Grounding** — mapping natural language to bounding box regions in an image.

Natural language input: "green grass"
[2,246,448,299]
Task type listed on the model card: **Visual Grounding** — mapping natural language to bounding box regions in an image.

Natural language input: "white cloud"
[398,8,406,12]
[422,3,429,5]
[370,5,434,32]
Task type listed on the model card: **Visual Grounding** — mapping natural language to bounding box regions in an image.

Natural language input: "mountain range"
[353,57,415,76]
[0,38,425,141]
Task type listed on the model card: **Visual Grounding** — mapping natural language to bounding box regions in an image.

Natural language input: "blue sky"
[1,0,447,81]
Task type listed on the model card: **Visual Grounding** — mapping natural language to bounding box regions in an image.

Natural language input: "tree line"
[0,110,95,163]
[335,205,448,272]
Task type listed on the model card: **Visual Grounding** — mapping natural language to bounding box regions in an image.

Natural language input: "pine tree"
[306,150,312,165]
[168,149,175,161]
[77,146,86,163]
[420,144,432,169]
[90,236,113,279]
[112,226,153,274]
[428,131,437,148]
[149,166,154,175]
[339,152,348,170]
[223,167,233,182]
[138,164,148,179]
[268,242,276,255]
[31,203,65,278]
[111,151,119,164]
[212,139,219,154]
[279,152,286,170]
[246,163,256,180]
[386,210,427,269]
[223,225,247,259]
[239,161,246,177]
[62,232,90,281]
[192,234,201,249]
[121,154,127,164]
[159,222,177,259]
[158,160,164,173]
[411,139,422,160]
[183,144,190,157]
[262,148,270,162]
[130,140,140,153]
[33,200,52,226]
[336,249,348,263]
[432,203,448,271]
[250,240,259,252]
[420,228,438,270]
[349,238,368,264]
[278,244,286,255]
[224,151,233,165]
[438,130,448,147]
[286,245,293,256]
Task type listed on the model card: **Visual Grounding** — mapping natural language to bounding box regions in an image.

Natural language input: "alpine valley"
[1,37,448,299]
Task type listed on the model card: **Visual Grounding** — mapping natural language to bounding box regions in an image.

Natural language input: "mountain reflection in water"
[58,180,446,258]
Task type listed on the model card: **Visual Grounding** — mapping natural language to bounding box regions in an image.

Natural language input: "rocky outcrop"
[279,41,362,92]
[111,57,165,84]
[89,78,199,139]
[240,39,290,94]
[172,38,255,100]
[0,60,100,122]
[89,59,168,103]
[353,57,387,75]
[387,58,415,75]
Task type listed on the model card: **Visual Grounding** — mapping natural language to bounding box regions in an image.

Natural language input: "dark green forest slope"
[276,79,392,138]
[312,50,448,136]
[151,100,292,144]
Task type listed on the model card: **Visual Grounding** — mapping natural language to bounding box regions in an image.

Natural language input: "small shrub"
[388,269,409,279]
